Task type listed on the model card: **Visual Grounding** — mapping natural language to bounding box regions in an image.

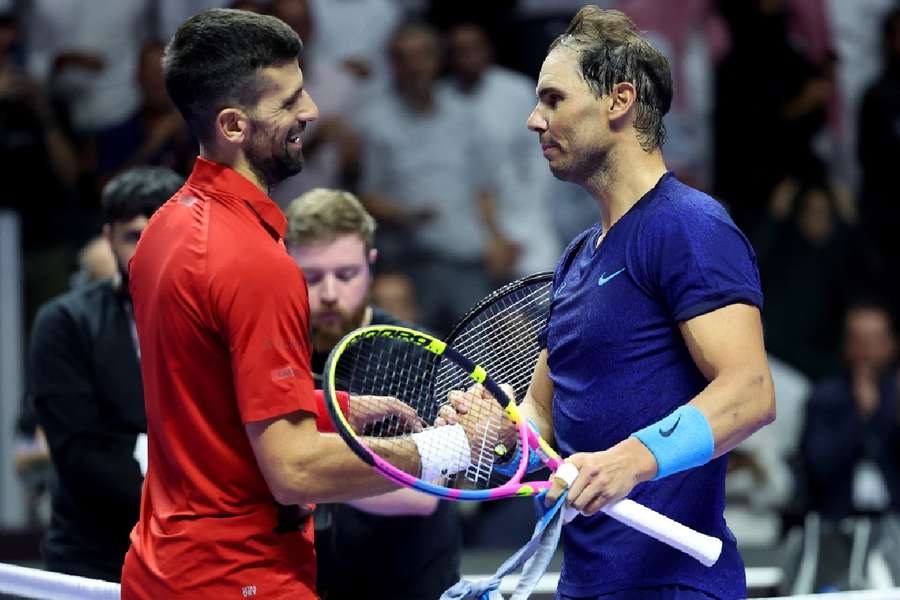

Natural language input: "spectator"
[284,188,461,600]
[28,167,183,581]
[356,23,511,333]
[0,8,82,329]
[21,0,152,139]
[799,298,900,519]
[753,173,867,380]
[307,0,402,81]
[827,0,896,188]
[620,0,725,190]
[858,6,900,309]
[96,41,196,179]
[444,22,560,279]
[270,0,363,207]
[713,0,832,233]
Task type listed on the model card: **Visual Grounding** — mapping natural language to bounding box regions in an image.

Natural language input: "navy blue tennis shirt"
[543,173,762,599]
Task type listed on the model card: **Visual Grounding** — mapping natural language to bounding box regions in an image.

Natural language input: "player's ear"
[608,81,636,124]
[215,107,250,146]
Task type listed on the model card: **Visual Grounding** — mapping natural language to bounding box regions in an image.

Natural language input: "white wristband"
[410,424,472,481]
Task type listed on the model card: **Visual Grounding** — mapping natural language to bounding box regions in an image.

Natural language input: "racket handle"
[549,465,721,565]
[561,502,721,567]
[602,499,722,567]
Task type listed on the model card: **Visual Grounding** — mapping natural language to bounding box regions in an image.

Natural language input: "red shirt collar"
[187,156,287,240]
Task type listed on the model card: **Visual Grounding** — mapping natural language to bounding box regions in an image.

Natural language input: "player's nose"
[527,105,547,132]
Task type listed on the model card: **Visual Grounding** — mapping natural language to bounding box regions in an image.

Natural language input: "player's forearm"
[521,350,555,444]
[346,488,438,516]
[275,432,413,505]
[689,365,775,459]
[520,394,552,444]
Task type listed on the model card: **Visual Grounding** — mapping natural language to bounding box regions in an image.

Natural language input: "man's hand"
[348,395,423,433]
[434,383,518,463]
[544,438,657,515]
[484,236,521,281]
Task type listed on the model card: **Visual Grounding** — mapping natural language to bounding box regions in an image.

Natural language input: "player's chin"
[283,154,304,177]
[548,162,574,182]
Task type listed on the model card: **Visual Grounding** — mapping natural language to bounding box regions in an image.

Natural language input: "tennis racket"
[323,322,722,566]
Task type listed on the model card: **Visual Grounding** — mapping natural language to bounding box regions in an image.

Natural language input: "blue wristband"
[493,420,544,478]
[631,405,714,480]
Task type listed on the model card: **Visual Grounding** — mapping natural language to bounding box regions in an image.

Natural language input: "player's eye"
[336,268,361,282]
[304,272,323,285]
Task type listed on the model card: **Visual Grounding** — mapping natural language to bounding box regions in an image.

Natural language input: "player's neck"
[199,145,270,195]
[585,145,667,233]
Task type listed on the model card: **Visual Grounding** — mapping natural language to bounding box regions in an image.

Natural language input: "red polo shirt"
[122,157,318,599]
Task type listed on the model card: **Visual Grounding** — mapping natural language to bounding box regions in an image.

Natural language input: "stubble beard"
[246,120,305,188]
[311,301,369,354]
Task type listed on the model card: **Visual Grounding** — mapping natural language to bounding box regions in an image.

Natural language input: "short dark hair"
[162,8,302,145]
[550,6,673,151]
[101,167,184,224]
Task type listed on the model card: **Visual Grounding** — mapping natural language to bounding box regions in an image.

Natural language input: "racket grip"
[602,499,722,567]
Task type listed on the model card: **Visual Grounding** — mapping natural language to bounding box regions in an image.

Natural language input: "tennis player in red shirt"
[120,9,475,599]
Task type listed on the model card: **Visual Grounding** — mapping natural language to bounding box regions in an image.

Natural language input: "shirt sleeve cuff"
[314,389,349,433]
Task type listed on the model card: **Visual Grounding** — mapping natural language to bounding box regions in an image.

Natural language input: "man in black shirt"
[28,167,184,581]
[285,188,462,600]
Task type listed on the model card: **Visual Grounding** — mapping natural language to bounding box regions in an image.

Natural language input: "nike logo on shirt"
[597,268,625,287]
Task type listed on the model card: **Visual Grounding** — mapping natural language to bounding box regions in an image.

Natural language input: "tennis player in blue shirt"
[452,6,776,599]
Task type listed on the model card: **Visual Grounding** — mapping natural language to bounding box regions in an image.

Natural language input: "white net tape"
[0,562,897,599]
[759,592,900,600]
[0,564,119,600]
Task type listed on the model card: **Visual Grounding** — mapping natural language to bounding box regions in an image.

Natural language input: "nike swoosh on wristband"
[659,415,682,437]
[597,268,625,286]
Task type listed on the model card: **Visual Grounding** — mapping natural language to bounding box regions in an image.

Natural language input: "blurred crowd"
[1,0,900,594]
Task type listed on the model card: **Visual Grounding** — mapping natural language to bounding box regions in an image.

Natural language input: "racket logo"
[659,415,681,437]
[349,327,435,349]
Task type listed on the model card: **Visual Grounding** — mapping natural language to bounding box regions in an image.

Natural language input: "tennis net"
[0,561,899,599]
[0,563,119,600]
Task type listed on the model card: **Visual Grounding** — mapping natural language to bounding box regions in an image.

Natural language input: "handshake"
[345,384,519,482]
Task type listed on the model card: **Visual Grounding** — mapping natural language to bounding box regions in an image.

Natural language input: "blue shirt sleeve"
[632,197,763,322]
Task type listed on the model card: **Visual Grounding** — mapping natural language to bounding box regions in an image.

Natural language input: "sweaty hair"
[101,167,184,224]
[284,188,376,250]
[550,6,673,151]
[162,8,302,146]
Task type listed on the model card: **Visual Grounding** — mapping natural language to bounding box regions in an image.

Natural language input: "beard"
[311,301,369,354]
[245,120,305,188]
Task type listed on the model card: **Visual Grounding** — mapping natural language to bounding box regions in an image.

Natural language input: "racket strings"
[435,283,551,401]
[434,281,552,486]
[332,335,502,488]
[441,285,551,394]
